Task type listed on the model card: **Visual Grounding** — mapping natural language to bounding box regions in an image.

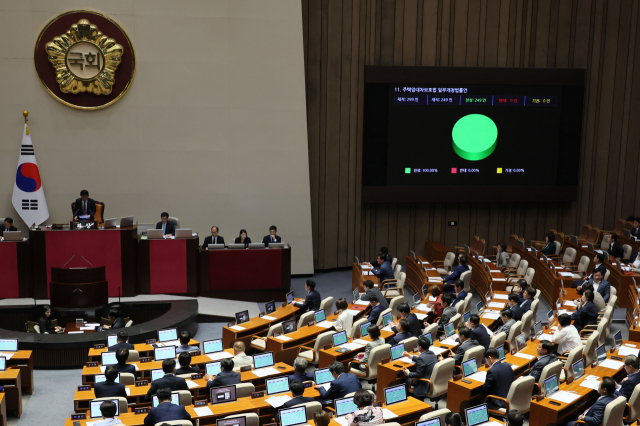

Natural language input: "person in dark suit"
[175,351,201,376]
[451,281,467,307]
[443,253,469,291]
[294,280,321,312]
[315,361,361,400]
[0,217,17,237]
[73,189,96,221]
[515,280,528,304]
[234,229,252,247]
[115,348,136,375]
[520,287,535,313]
[390,303,421,337]
[388,319,412,346]
[401,336,438,398]
[482,348,515,410]
[145,359,189,401]
[262,225,281,247]
[38,304,61,333]
[144,387,191,426]
[370,247,392,267]
[507,410,525,426]
[559,377,617,426]
[360,280,389,309]
[108,331,134,352]
[156,212,175,236]
[367,295,385,325]
[571,290,598,332]
[176,331,199,354]
[289,357,313,383]
[585,269,611,303]
[632,218,640,238]
[367,254,394,283]
[450,327,480,367]
[276,380,315,422]
[202,226,225,249]
[507,294,524,321]
[495,309,515,336]
[467,314,491,352]
[614,355,640,400]
[94,365,128,398]
[609,233,624,259]
[528,341,557,383]
[437,294,457,331]
[541,232,557,256]
[104,310,125,330]
[574,253,606,288]
[205,358,241,388]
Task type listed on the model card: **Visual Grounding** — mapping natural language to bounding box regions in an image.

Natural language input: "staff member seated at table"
[450,327,480,368]
[115,348,136,375]
[103,310,125,330]
[495,309,515,336]
[573,253,606,288]
[202,226,224,249]
[528,341,557,383]
[388,319,412,346]
[315,361,360,400]
[571,290,598,331]
[577,269,610,303]
[145,358,189,401]
[73,189,96,221]
[234,229,252,246]
[334,298,354,335]
[0,217,17,236]
[520,287,535,313]
[108,331,134,352]
[155,212,175,236]
[541,232,556,256]
[450,281,467,307]
[551,314,581,354]
[360,280,389,309]
[609,232,624,259]
[401,336,438,399]
[276,380,316,423]
[483,348,515,410]
[144,387,191,426]
[366,254,394,283]
[93,400,122,426]
[38,304,61,333]
[289,357,313,382]
[390,303,421,336]
[262,225,281,246]
[614,355,640,400]
[294,280,321,312]
[507,294,524,321]
[357,325,385,371]
[176,331,199,354]
[94,365,127,398]
[425,285,443,317]
[443,253,469,292]
[370,246,392,267]
[345,389,384,426]
[231,341,254,370]
[467,314,491,352]
[437,294,457,332]
[176,351,201,375]
[559,377,617,426]
[205,358,241,388]
[367,295,385,325]
[577,282,605,312]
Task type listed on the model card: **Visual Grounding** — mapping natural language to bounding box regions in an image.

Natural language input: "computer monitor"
[384,384,408,406]
[253,352,275,369]
[332,331,348,347]
[235,310,249,325]
[422,332,433,345]
[410,250,416,261]
[413,292,421,306]
[359,322,372,338]
[555,299,561,309]
[154,346,177,361]
[416,419,442,426]
[282,319,297,335]
[572,359,585,380]
[101,351,117,366]
[286,291,294,304]
[203,339,223,354]
[210,385,237,405]
[547,309,554,322]
[120,216,134,227]
[464,244,470,254]
[314,368,334,385]
[314,310,326,323]
[515,333,527,352]
[534,321,543,336]
[335,397,359,417]
[571,235,578,244]
[265,301,276,314]
[444,322,456,338]
[147,229,164,239]
[205,362,222,376]
[151,369,164,382]
[0,339,18,352]
[353,288,360,302]
[614,330,623,348]
[464,404,489,426]
[390,344,405,361]
[382,312,393,327]
[497,345,506,361]
[596,344,607,365]
[265,376,290,395]
[217,417,246,426]
[544,374,559,396]
[476,301,484,315]
[279,406,308,426]
[463,311,471,324]
[0,357,5,372]
[208,244,225,250]
[462,359,478,377]
[107,335,118,348]
[90,399,120,419]
[158,328,178,343]
[517,239,525,249]
[151,392,179,407]
[422,284,428,297]
[94,373,120,384]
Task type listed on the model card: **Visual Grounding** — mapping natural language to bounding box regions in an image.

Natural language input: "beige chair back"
[462,345,485,366]
[563,346,584,380]
[376,308,392,327]
[175,390,192,406]
[462,292,473,314]
[423,323,438,340]
[524,268,535,285]
[534,289,541,300]
[127,350,140,362]
[489,331,506,349]
[320,297,334,317]
[222,413,259,426]
[292,401,323,420]
[297,311,316,328]
[601,396,626,426]
[460,270,472,293]
[628,384,640,420]
[449,313,462,329]
[301,330,335,364]
[91,397,128,413]
[120,373,135,385]
[350,318,368,339]
[389,296,405,318]
[584,331,600,365]
[235,383,256,398]
[345,390,375,398]
[578,256,590,272]
[393,264,402,280]
[506,321,522,350]
[604,268,611,281]
[363,344,391,380]
[400,337,418,352]
[623,244,633,260]
[507,253,521,269]
[34,325,41,334]
[600,234,611,251]
[506,376,535,414]
[418,409,451,425]
[531,298,540,319]
[563,248,577,264]
[385,272,406,299]
[443,252,455,268]
[553,241,561,255]
[155,421,193,426]
[608,295,617,309]
[125,320,133,327]
[392,257,398,271]
[521,311,534,339]
[429,358,455,397]
[516,260,528,276]
[539,361,563,395]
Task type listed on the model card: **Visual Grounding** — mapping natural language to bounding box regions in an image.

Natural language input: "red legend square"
[451,168,457,173]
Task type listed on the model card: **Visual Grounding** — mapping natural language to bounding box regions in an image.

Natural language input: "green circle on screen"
[451,114,498,161]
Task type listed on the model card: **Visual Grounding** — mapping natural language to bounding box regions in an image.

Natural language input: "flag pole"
[23,111,29,135]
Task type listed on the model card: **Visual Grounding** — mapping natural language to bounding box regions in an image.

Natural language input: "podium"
[50,266,108,309]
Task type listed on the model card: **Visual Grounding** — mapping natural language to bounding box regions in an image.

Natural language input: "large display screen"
[363,66,584,202]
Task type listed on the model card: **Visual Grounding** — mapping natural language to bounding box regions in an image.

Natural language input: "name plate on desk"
[373,402,383,408]
[194,400,208,407]
[324,344,332,350]
[303,381,313,388]
[308,321,315,327]
[77,385,91,391]
[135,380,149,387]
[146,339,156,344]
[251,391,265,398]
[191,373,203,380]
[240,365,252,372]
[281,302,287,308]
[227,322,236,327]
[86,362,98,367]
[190,351,201,357]
[259,312,265,317]
[71,414,87,420]
[135,408,149,415]
[140,357,152,363]
[93,344,105,349]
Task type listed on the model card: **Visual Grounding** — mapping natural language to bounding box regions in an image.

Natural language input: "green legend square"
[405,168,411,174]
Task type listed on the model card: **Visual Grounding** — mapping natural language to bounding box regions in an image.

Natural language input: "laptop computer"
[314,368,334,389]
[496,345,506,361]
[228,243,245,249]
[465,403,490,426]
[413,293,421,307]
[203,339,223,354]
[205,362,222,376]
[416,419,442,426]
[572,359,586,380]
[444,322,456,338]
[266,376,290,395]
[332,331,348,347]
[286,291,295,304]
[279,406,307,426]
[175,229,192,239]
[587,242,594,252]
[533,321,543,337]
[596,344,607,365]
[334,396,359,418]
[282,319,297,334]
[158,328,178,344]
[477,301,484,315]
[462,359,478,377]
[101,351,118,366]
[314,310,326,323]
[382,312,393,327]
[422,332,433,345]
[0,340,18,352]
[147,229,164,239]
[269,243,286,249]
[235,310,249,325]
[464,244,470,254]
[384,384,408,406]
[544,374,559,397]
[95,373,120,384]
[208,244,225,250]
[613,330,623,348]
[265,301,276,315]
[353,288,360,303]
[151,392,179,407]
[359,322,372,338]
[218,417,246,426]
[154,346,176,361]
[518,239,525,249]
[90,399,120,419]
[120,216,134,227]
[2,231,22,241]
[463,311,471,324]
[515,333,527,352]
[422,284,427,297]
[249,243,267,249]
[151,369,164,382]
[210,385,237,404]
[103,218,117,229]
[253,352,275,369]
[391,343,405,361]
[0,357,5,372]
[547,309,554,323]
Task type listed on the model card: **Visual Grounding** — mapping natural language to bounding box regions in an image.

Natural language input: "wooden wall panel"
[301,0,640,269]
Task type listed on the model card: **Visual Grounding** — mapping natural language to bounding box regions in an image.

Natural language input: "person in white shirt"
[333,298,353,335]
[551,313,581,354]
[94,400,122,426]
[231,341,254,371]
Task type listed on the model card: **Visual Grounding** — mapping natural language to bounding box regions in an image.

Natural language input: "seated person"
[367,254,394,283]
[144,387,191,426]
[614,355,640,400]
[202,226,225,249]
[482,348,515,410]
[360,280,389,309]
[437,294,457,331]
[570,290,598,331]
[231,341,254,371]
[289,357,313,382]
[205,358,241,388]
[449,280,467,307]
[507,293,524,321]
[578,282,605,312]
[367,294,385,325]
[445,413,464,426]
[234,229,252,246]
[276,380,315,422]
[38,304,61,333]
[358,325,385,371]
[520,287,535,312]
[559,377,616,426]
[175,331,199,354]
[294,280,321,312]
[551,314,581,354]
[73,189,96,221]
[467,314,491,352]
[115,348,136,375]
[515,279,528,303]
[262,225,281,246]
[390,303,421,336]
[388,319,412,346]
[450,326,479,367]
[541,232,556,256]
[633,217,640,238]
[0,217,17,236]
[108,331,134,352]
[506,410,524,426]
[370,246,392,267]
[314,411,332,426]
[401,336,438,399]
[145,358,189,401]
[573,253,606,288]
[443,253,469,291]
[609,233,624,259]
[315,361,360,400]
[156,212,175,236]
[495,309,515,336]
[579,269,610,303]
[334,298,354,334]
[94,365,128,398]
[528,341,557,382]
[175,351,201,376]
[425,285,443,317]
[94,400,122,426]
[345,389,384,426]
[103,310,125,330]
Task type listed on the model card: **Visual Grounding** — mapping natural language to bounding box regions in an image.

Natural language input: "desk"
[351,263,378,292]
[222,304,299,349]
[87,340,200,362]
[317,328,396,369]
[0,240,30,299]
[0,394,5,426]
[0,369,21,418]
[405,256,443,295]
[424,242,451,263]
[139,237,199,295]
[6,351,33,395]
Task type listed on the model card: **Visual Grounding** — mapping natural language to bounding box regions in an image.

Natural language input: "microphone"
[62,255,75,267]
[81,256,93,267]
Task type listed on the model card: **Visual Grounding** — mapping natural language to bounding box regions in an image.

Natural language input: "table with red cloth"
[199,247,291,302]
[138,237,199,295]
[0,240,30,298]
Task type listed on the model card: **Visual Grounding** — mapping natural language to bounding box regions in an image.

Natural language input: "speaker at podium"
[50,266,108,309]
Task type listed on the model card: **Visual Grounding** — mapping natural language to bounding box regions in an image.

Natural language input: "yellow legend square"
[497,168,503,173]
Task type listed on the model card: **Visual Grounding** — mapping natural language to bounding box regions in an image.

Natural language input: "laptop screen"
[265,301,276,314]
[382,312,393,326]
[0,357,5,372]
[534,321,543,335]
[465,404,489,426]
[101,351,117,366]
[155,346,176,361]
[210,385,237,405]
[414,293,421,306]
[279,406,307,426]
[333,331,348,347]
[335,397,359,417]
[547,309,554,321]
[205,362,222,376]
[463,311,471,323]
[462,359,478,377]
[107,335,118,347]
[416,419,442,426]
[444,322,456,337]
[235,310,250,325]
[314,310,326,323]
[90,400,120,419]
[203,339,223,354]
[314,368,334,385]
[151,369,164,382]
[254,352,274,369]
[360,322,371,337]
[422,332,433,345]
[497,345,506,361]
[384,384,408,405]
[94,373,120,384]
[158,328,178,343]
[596,344,607,364]
[516,333,527,352]
[218,417,246,426]
[477,301,484,315]
[286,291,294,304]
[266,376,290,395]
[353,289,360,302]
[152,392,179,408]
[391,344,404,361]
[544,375,559,396]
[572,359,585,380]
[614,330,622,347]
[282,319,297,335]
[0,339,18,352]
[422,284,427,296]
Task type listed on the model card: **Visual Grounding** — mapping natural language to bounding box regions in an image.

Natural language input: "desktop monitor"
[266,376,290,395]
[314,368,334,385]
[154,346,177,361]
[101,351,118,366]
[314,310,326,323]
[359,322,372,338]
[353,288,360,302]
[614,330,623,348]
[465,404,489,426]
[422,284,427,297]
[0,357,5,372]
[547,309,554,322]
[444,322,456,338]
[476,301,484,315]
[384,384,408,406]
[515,333,527,352]
[158,328,178,343]
[413,293,421,306]
[382,312,393,327]
[203,339,223,354]
[235,310,250,325]
[210,385,237,405]
[265,301,276,314]
[94,373,120,384]
[416,419,442,426]
[534,321,543,335]
[107,335,118,348]
[464,244,470,254]
[286,291,295,304]
[282,319,297,335]
[390,344,405,361]
[463,311,471,324]
[217,417,246,426]
[332,331,348,347]
[410,250,416,261]
[596,344,607,365]
[335,397,359,417]
[152,392,179,408]
[151,369,164,382]
[544,375,559,396]
[90,399,120,419]
[0,339,18,352]
[462,359,478,377]
[573,359,586,380]
[205,362,222,376]
[120,216,134,227]
[279,406,308,426]
[422,332,433,345]
[571,235,578,244]
[497,345,506,361]
[253,352,275,369]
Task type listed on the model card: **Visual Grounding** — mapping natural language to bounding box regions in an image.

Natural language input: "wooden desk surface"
[88,340,200,358]
[317,329,396,368]
[3,351,33,395]
[308,396,431,426]
[0,368,21,418]
[352,262,379,291]
[222,303,300,348]
[0,394,5,426]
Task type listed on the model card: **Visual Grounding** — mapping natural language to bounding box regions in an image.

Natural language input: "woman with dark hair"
[346,389,383,426]
[541,232,556,256]
[234,229,252,247]
[313,410,331,426]
[38,305,61,333]
[426,285,443,317]
[445,412,464,426]
[334,298,353,334]
[496,242,510,269]
[358,325,384,371]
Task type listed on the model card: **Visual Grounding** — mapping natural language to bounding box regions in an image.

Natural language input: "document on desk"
[333,417,349,426]
[492,278,506,281]
[549,390,581,404]
[265,395,292,408]
[558,309,571,315]
[559,272,574,277]
[252,367,280,377]
[440,337,458,346]
[493,294,508,300]
[430,346,448,356]
[381,408,398,420]
[417,304,432,312]
[599,359,625,370]
[320,382,331,391]
[354,300,371,306]
[273,335,293,342]
[513,352,535,360]
[194,406,214,416]
[68,331,84,334]
[539,334,554,341]
[618,346,640,357]
[85,323,100,327]
[125,387,131,395]
[428,296,437,302]
[340,342,366,351]
[347,309,361,317]
[100,366,107,373]
[230,325,246,331]
[207,351,233,361]
[563,301,577,307]
[363,271,373,276]
[428,278,441,282]
[353,339,369,346]
[261,315,277,321]
[415,313,428,321]
[482,312,501,320]
[398,356,415,364]
[186,380,198,388]
[466,371,488,383]
[580,378,601,390]
[361,265,372,270]
[316,321,334,328]
[382,325,395,332]
[80,326,95,330]
[488,302,505,309]
[0,353,14,360]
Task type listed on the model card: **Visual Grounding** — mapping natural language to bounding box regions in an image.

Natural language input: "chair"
[418,409,451,425]
[393,264,402,280]
[391,257,398,271]
[297,331,336,365]
[320,297,334,318]
[92,397,128,413]
[34,325,42,334]
[345,390,375,398]
[350,318,368,340]
[168,217,180,229]
[125,320,133,327]
[608,294,617,309]
[489,332,506,349]
[461,270,472,293]
[155,421,193,426]
[553,240,562,255]
[251,322,282,350]
[126,350,140,362]
[349,344,391,388]
[569,256,591,280]
[449,313,462,329]
[610,285,618,297]
[534,289,541,300]
[599,234,611,251]
[577,224,592,243]
[384,272,405,299]
[624,385,640,423]
[433,253,455,274]
[505,260,528,281]
[487,376,536,417]
[423,323,438,340]
[298,311,316,328]
[411,357,455,409]
[71,201,105,224]
[235,383,256,398]
[291,401,323,420]
[530,298,540,319]
[120,373,135,385]
[521,311,534,339]
[506,321,523,351]
[536,361,563,394]
[462,345,485,366]
[376,308,392,327]
[623,244,633,262]
[400,337,418,352]
[613,218,626,235]
[559,346,584,381]
[462,292,473,314]
[524,268,535,285]
[576,396,625,426]
[221,413,259,426]
[560,247,577,266]
[583,331,600,366]
[580,318,606,347]
[500,253,521,272]
[175,390,192,406]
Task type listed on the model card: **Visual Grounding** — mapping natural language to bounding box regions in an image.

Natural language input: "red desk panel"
[138,237,198,295]
[0,243,19,298]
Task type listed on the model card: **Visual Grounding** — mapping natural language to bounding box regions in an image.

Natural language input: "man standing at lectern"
[73,189,96,221]
[156,212,175,236]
